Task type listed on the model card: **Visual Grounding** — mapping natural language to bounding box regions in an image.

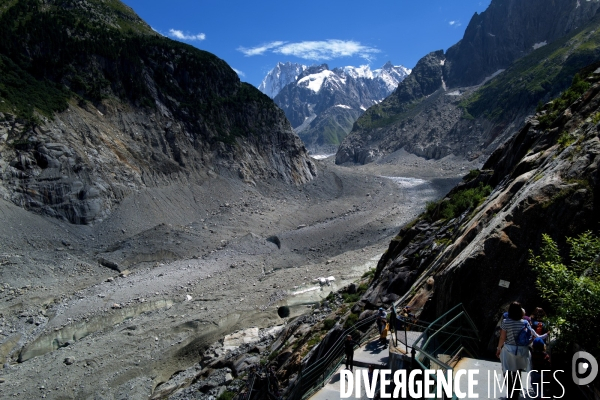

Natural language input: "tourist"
[495,301,547,399]
[344,335,359,371]
[376,307,387,334]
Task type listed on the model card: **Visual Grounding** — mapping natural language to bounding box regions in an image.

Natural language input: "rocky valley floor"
[0,151,477,399]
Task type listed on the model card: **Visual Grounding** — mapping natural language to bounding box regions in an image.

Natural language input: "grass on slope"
[461,14,600,121]
[0,0,268,147]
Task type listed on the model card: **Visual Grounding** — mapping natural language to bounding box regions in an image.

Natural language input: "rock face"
[362,66,600,353]
[444,0,600,88]
[269,62,410,154]
[258,62,308,99]
[336,0,600,165]
[0,0,316,224]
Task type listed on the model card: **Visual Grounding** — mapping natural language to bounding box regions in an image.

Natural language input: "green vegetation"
[322,318,336,330]
[267,349,280,361]
[464,169,481,181]
[217,391,236,400]
[343,313,358,329]
[306,335,323,349]
[0,54,69,119]
[537,74,591,129]
[0,0,272,145]
[541,179,591,209]
[425,183,492,222]
[342,284,368,303]
[529,232,600,355]
[460,17,600,123]
[434,237,452,247]
[557,131,576,150]
[361,268,376,281]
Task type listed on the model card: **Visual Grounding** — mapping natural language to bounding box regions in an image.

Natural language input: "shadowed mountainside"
[0,0,316,225]
[336,0,600,165]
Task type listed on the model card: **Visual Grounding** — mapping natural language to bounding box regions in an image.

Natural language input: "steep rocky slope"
[0,0,315,225]
[361,64,600,357]
[336,0,600,165]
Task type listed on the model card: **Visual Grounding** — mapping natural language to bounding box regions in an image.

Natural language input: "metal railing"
[284,303,479,400]
[409,303,480,399]
[286,314,378,400]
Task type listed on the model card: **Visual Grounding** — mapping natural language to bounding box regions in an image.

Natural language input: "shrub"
[538,74,591,128]
[557,132,576,149]
[361,268,375,280]
[342,292,361,303]
[268,350,280,361]
[529,231,600,355]
[306,335,322,349]
[465,169,481,181]
[322,319,336,330]
[217,391,235,400]
[343,313,359,329]
[426,183,492,222]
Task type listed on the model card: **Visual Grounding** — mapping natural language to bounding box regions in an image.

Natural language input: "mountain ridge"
[0,0,316,224]
[336,0,600,165]
[261,62,410,153]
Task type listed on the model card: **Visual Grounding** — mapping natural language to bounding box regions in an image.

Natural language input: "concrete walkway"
[353,336,389,368]
[309,334,513,400]
[309,365,373,400]
[309,334,388,400]
[454,357,505,399]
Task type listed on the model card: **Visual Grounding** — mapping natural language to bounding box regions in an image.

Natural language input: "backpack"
[515,321,532,347]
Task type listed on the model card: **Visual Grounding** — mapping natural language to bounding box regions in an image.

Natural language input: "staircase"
[306,303,513,399]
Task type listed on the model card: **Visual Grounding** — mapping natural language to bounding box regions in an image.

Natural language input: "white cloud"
[232,68,245,77]
[449,20,462,27]
[168,29,206,41]
[238,39,380,61]
[237,41,286,56]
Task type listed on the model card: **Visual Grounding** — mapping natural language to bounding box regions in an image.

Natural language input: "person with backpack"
[529,307,548,338]
[495,302,548,400]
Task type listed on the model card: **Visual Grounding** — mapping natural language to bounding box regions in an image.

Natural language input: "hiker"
[529,307,548,338]
[399,306,415,330]
[496,302,548,400]
[376,308,387,334]
[379,318,389,345]
[529,338,551,399]
[344,334,359,371]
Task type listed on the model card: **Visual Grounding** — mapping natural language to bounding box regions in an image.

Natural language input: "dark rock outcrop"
[0,0,316,224]
[445,0,600,88]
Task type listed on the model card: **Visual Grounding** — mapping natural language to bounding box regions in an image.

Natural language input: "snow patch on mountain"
[260,61,411,99]
[258,62,307,98]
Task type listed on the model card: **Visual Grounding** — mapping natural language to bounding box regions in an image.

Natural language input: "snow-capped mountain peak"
[263,61,411,154]
[258,61,307,98]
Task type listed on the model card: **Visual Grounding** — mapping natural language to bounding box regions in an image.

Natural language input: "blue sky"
[121,0,492,88]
